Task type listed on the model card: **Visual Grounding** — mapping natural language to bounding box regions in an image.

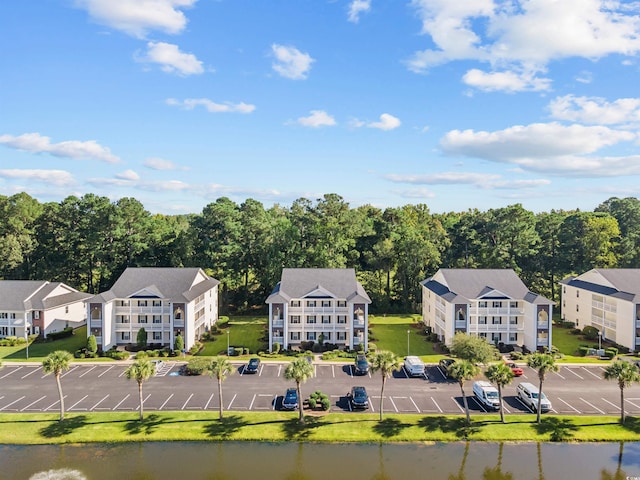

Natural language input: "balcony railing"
[455,321,467,329]
[272,336,284,345]
[470,323,524,332]
[272,319,284,327]
[114,306,170,315]
[353,318,366,328]
[537,337,549,346]
[90,319,102,328]
[537,321,549,329]
[470,307,524,315]
[288,306,349,314]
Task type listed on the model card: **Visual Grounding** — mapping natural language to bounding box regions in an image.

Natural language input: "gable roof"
[422,269,553,305]
[89,268,219,304]
[266,268,371,304]
[0,281,91,311]
[560,269,640,302]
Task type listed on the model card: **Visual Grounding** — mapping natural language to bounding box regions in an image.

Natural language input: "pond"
[2,441,640,480]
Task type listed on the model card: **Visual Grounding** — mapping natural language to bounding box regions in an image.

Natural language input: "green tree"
[450,333,497,365]
[368,350,403,421]
[0,192,42,278]
[208,356,235,420]
[485,363,515,423]
[125,358,156,421]
[86,335,98,354]
[602,360,640,424]
[42,351,73,421]
[174,334,184,353]
[596,197,640,267]
[284,357,315,424]
[448,360,480,426]
[527,353,559,423]
[136,328,147,348]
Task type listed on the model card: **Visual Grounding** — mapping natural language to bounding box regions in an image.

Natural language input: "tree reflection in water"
[284,442,312,480]
[370,443,391,480]
[448,442,470,480]
[482,443,513,480]
[537,442,545,480]
[600,442,627,480]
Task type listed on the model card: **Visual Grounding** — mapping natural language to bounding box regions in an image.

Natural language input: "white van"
[472,380,500,410]
[404,356,425,377]
[517,382,552,412]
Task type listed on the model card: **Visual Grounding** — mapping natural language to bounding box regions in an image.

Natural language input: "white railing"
[470,324,518,332]
[470,307,524,315]
[288,306,349,314]
[90,319,102,327]
[353,319,366,328]
[455,321,466,329]
[114,306,170,315]
[272,319,284,327]
[537,337,549,345]
[272,336,284,345]
[537,321,549,329]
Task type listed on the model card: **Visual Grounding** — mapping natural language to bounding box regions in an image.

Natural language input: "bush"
[174,334,184,353]
[104,348,129,360]
[86,335,98,354]
[189,341,203,355]
[582,326,600,341]
[135,351,148,359]
[273,342,281,354]
[47,327,73,341]
[185,357,210,376]
[578,346,590,356]
[308,390,330,411]
[321,397,331,411]
[368,342,377,352]
[570,328,582,335]
[510,351,523,360]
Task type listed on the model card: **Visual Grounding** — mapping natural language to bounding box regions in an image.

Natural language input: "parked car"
[439,358,455,377]
[245,357,260,374]
[354,354,369,375]
[349,386,369,409]
[282,388,299,410]
[517,382,551,412]
[472,380,500,410]
[404,355,426,377]
[506,362,523,376]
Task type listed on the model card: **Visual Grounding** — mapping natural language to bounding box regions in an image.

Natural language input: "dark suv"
[349,386,369,409]
[354,354,369,375]
[245,357,260,374]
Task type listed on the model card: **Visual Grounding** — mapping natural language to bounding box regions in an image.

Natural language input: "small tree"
[448,360,480,426]
[208,357,235,420]
[603,360,640,424]
[137,328,148,348]
[527,353,559,423]
[125,359,156,421]
[86,335,98,354]
[42,351,73,421]
[485,363,514,423]
[369,350,403,421]
[450,333,497,365]
[174,334,184,353]
[284,357,314,424]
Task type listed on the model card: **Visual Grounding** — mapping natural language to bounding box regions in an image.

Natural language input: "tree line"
[1,192,638,313]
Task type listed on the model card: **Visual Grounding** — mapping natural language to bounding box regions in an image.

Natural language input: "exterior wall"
[0,311,25,338]
[41,301,87,337]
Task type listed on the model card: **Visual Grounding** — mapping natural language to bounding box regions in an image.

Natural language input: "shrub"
[135,351,148,359]
[321,397,331,411]
[174,334,184,353]
[308,397,317,409]
[510,351,523,360]
[571,328,582,335]
[189,341,203,355]
[185,357,210,376]
[273,342,281,354]
[86,335,98,354]
[368,342,377,352]
[578,346,590,356]
[582,326,599,341]
[104,348,129,360]
[47,327,73,341]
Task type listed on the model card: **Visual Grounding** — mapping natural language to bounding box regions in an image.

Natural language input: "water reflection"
[4,442,640,480]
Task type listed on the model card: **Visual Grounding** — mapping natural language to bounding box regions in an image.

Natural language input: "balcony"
[470,307,524,315]
[537,337,549,346]
[90,319,102,328]
[288,305,349,314]
[272,336,284,345]
[636,337,640,346]
[272,319,284,327]
[174,319,185,328]
[537,321,549,329]
[455,320,466,329]
[353,318,366,328]
[114,306,170,315]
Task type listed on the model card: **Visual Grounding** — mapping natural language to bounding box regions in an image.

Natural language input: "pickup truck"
[404,356,425,377]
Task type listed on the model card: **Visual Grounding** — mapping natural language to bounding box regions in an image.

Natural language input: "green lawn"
[0,326,89,363]
[198,316,268,356]
[552,323,613,363]
[0,411,637,444]
[369,314,442,360]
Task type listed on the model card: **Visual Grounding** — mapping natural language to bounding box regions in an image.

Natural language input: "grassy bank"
[0,411,638,444]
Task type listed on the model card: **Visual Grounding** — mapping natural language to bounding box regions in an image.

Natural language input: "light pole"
[598,330,602,351]
[25,320,30,359]
[407,329,411,356]
[227,329,230,356]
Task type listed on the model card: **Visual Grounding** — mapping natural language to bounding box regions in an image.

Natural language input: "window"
[290,332,300,341]
[139,315,148,324]
[0,327,7,336]
[337,331,346,341]
[576,290,579,298]
[153,332,162,341]
[510,301,518,309]
[492,333,501,342]
[0,313,7,319]
[33,310,41,320]
[153,315,162,324]
[509,317,518,325]
[492,301,502,308]
[139,300,148,307]
[509,333,517,342]
[324,332,331,340]
[65,306,69,314]
[479,301,487,308]
[321,300,331,307]
[118,316,130,324]
[306,332,316,341]
[321,315,331,324]
[337,315,347,324]
[306,316,316,324]
[153,300,162,307]
[576,305,579,312]
[119,300,130,307]
[291,300,301,307]
[290,316,300,324]
[121,332,130,341]
[337,301,346,308]
[492,316,502,325]
[478,316,487,325]
[9,313,15,319]
[174,308,183,320]
[457,309,465,321]
[306,300,317,307]
[479,332,487,339]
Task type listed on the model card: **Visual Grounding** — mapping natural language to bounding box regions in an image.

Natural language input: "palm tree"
[42,350,73,421]
[448,360,480,426]
[602,360,640,424]
[485,363,515,424]
[208,356,235,420]
[284,357,314,424]
[369,350,402,421]
[527,353,559,423]
[125,358,156,421]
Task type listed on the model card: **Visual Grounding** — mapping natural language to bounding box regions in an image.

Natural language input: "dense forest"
[0,192,637,314]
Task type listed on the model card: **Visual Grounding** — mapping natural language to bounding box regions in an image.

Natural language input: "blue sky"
[2,0,640,215]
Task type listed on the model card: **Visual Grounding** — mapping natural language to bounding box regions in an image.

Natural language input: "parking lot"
[1,361,639,416]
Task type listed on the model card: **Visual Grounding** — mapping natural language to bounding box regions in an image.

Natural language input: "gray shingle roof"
[0,281,91,311]
[561,269,640,302]
[423,269,553,304]
[266,268,371,304]
[89,267,219,304]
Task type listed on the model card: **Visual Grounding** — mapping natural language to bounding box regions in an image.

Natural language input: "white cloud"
[116,169,140,181]
[144,157,186,170]
[271,44,314,80]
[367,113,401,130]
[394,187,437,199]
[75,0,196,38]
[408,0,640,91]
[137,180,191,192]
[386,171,550,190]
[0,169,75,186]
[462,68,551,92]
[348,0,372,23]
[0,132,120,163]
[166,97,256,113]
[548,95,640,125]
[142,42,204,75]
[297,110,336,128]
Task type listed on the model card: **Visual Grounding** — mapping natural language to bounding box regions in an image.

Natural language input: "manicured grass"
[198,316,268,356]
[369,314,442,360]
[0,326,89,363]
[552,324,612,363]
[0,411,637,444]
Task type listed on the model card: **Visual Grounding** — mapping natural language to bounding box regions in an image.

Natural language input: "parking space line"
[249,394,256,410]
[437,367,447,380]
[601,398,620,411]
[20,396,47,412]
[432,398,443,413]
[502,403,511,414]
[113,394,130,410]
[470,396,487,413]
[625,398,640,409]
[159,394,174,410]
[68,395,89,411]
[182,393,194,410]
[79,366,97,378]
[557,397,580,413]
[272,394,277,410]
[565,369,584,380]
[137,394,150,411]
[388,397,399,412]
[258,364,264,376]
[98,366,115,377]
[0,396,26,411]
[44,396,66,412]
[349,365,354,377]
[277,365,282,377]
[581,367,601,379]
[204,393,214,410]
[239,365,245,376]
[60,366,79,378]
[1,367,22,379]
[401,367,409,378]
[452,397,465,413]
[118,369,127,378]
[91,395,110,410]
[332,365,335,378]
[226,393,237,410]
[553,371,566,380]
[21,367,41,379]
[580,397,605,414]
[515,396,534,412]
[409,396,420,413]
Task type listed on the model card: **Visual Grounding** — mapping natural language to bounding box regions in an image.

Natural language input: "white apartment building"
[265,268,371,352]
[421,269,554,352]
[0,280,91,339]
[87,267,219,351]
[560,268,640,352]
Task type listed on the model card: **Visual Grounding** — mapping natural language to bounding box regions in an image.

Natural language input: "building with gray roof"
[560,268,640,352]
[87,267,219,351]
[0,281,91,339]
[421,269,554,352]
[265,268,371,351]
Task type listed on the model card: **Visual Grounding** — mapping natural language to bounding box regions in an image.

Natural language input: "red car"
[506,362,523,376]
